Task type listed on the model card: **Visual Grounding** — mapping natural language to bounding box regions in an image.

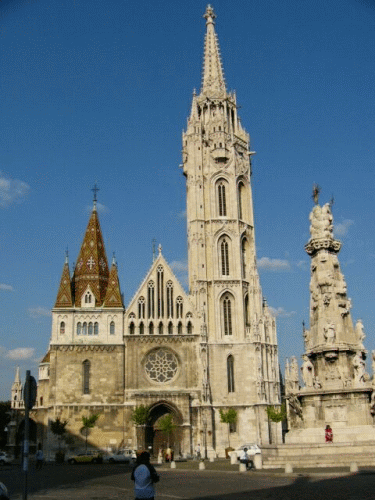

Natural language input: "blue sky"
[1,0,374,400]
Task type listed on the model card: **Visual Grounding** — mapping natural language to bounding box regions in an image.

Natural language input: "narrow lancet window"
[227,355,235,392]
[83,360,90,394]
[218,181,227,216]
[223,295,232,335]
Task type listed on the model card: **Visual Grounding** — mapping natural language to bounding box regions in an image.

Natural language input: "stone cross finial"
[204,4,216,23]
[91,182,99,210]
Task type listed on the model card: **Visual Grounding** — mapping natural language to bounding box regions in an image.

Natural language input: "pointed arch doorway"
[145,402,183,457]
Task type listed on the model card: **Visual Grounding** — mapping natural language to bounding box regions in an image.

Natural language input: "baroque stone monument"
[285,187,375,443]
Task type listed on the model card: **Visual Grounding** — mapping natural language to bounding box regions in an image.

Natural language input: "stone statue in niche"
[352,352,366,385]
[313,376,322,389]
[324,322,336,344]
[309,203,333,239]
[301,355,314,388]
[355,319,365,348]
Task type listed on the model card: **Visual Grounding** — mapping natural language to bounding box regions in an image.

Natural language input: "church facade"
[12,5,281,457]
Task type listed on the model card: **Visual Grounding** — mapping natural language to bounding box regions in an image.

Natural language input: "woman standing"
[131,452,160,500]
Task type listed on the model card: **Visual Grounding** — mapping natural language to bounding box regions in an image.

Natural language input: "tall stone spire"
[55,250,73,308]
[201,5,226,97]
[103,254,123,308]
[72,190,109,307]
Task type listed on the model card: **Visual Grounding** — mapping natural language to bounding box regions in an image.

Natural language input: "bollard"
[350,462,358,473]
[239,462,247,472]
[230,452,237,465]
[199,461,205,470]
[170,461,176,469]
[285,463,293,473]
[253,454,262,470]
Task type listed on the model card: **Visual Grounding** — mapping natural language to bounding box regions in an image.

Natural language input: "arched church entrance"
[145,402,183,458]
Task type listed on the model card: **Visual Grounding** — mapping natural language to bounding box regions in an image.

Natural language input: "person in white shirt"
[239,448,253,470]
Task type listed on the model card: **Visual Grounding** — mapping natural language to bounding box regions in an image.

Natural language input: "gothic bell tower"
[182,5,281,446]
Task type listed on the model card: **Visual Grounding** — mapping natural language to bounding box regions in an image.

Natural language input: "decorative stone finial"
[158,243,162,254]
[204,4,216,24]
[112,252,116,266]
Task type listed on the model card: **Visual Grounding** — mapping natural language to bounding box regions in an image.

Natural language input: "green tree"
[130,405,150,450]
[50,417,68,450]
[81,414,100,452]
[157,414,176,448]
[266,403,286,423]
[0,401,11,449]
[219,408,237,448]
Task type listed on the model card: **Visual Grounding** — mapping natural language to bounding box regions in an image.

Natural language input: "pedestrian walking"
[131,451,159,500]
[35,444,44,470]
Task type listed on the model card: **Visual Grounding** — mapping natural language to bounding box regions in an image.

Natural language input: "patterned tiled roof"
[55,259,73,308]
[103,261,123,308]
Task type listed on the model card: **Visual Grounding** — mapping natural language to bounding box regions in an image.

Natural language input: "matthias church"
[11,5,281,457]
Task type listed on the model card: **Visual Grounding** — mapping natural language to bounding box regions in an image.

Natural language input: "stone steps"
[261,443,375,469]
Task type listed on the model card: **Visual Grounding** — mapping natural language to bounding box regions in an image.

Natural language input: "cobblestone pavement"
[10,467,375,500]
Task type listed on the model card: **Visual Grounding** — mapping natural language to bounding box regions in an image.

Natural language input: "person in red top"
[325,425,333,443]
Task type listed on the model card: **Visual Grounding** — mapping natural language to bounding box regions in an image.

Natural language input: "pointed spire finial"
[112,252,116,266]
[65,247,69,264]
[204,4,216,24]
[92,182,100,211]
[158,243,162,255]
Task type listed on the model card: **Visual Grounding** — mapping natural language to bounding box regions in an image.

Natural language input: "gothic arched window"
[149,322,154,335]
[177,321,183,335]
[244,294,249,326]
[83,360,90,394]
[138,297,145,319]
[85,292,91,304]
[238,182,246,220]
[166,281,173,318]
[168,321,173,335]
[187,321,193,334]
[82,322,87,335]
[110,321,115,335]
[60,321,65,334]
[220,238,230,275]
[227,355,235,392]
[88,322,93,335]
[223,295,233,336]
[129,322,135,335]
[148,281,155,319]
[94,322,99,335]
[176,296,183,319]
[217,180,227,216]
[158,322,163,335]
[139,322,144,335]
[77,322,82,335]
[157,266,164,318]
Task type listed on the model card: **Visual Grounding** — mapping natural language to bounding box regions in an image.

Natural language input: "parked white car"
[234,444,261,459]
[104,449,136,463]
[0,452,12,465]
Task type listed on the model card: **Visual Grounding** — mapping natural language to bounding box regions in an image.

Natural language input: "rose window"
[144,349,178,383]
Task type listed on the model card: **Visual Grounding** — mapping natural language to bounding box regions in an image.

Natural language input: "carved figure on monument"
[352,353,366,385]
[313,376,322,389]
[288,394,303,419]
[355,319,365,348]
[309,203,333,240]
[335,273,347,296]
[301,355,314,388]
[303,325,311,350]
[289,356,299,390]
[324,322,336,344]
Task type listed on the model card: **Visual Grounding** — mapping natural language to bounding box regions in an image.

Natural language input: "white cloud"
[258,257,291,271]
[269,307,297,318]
[6,347,35,360]
[0,173,30,208]
[0,283,14,291]
[28,307,51,319]
[169,260,188,273]
[334,219,354,237]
